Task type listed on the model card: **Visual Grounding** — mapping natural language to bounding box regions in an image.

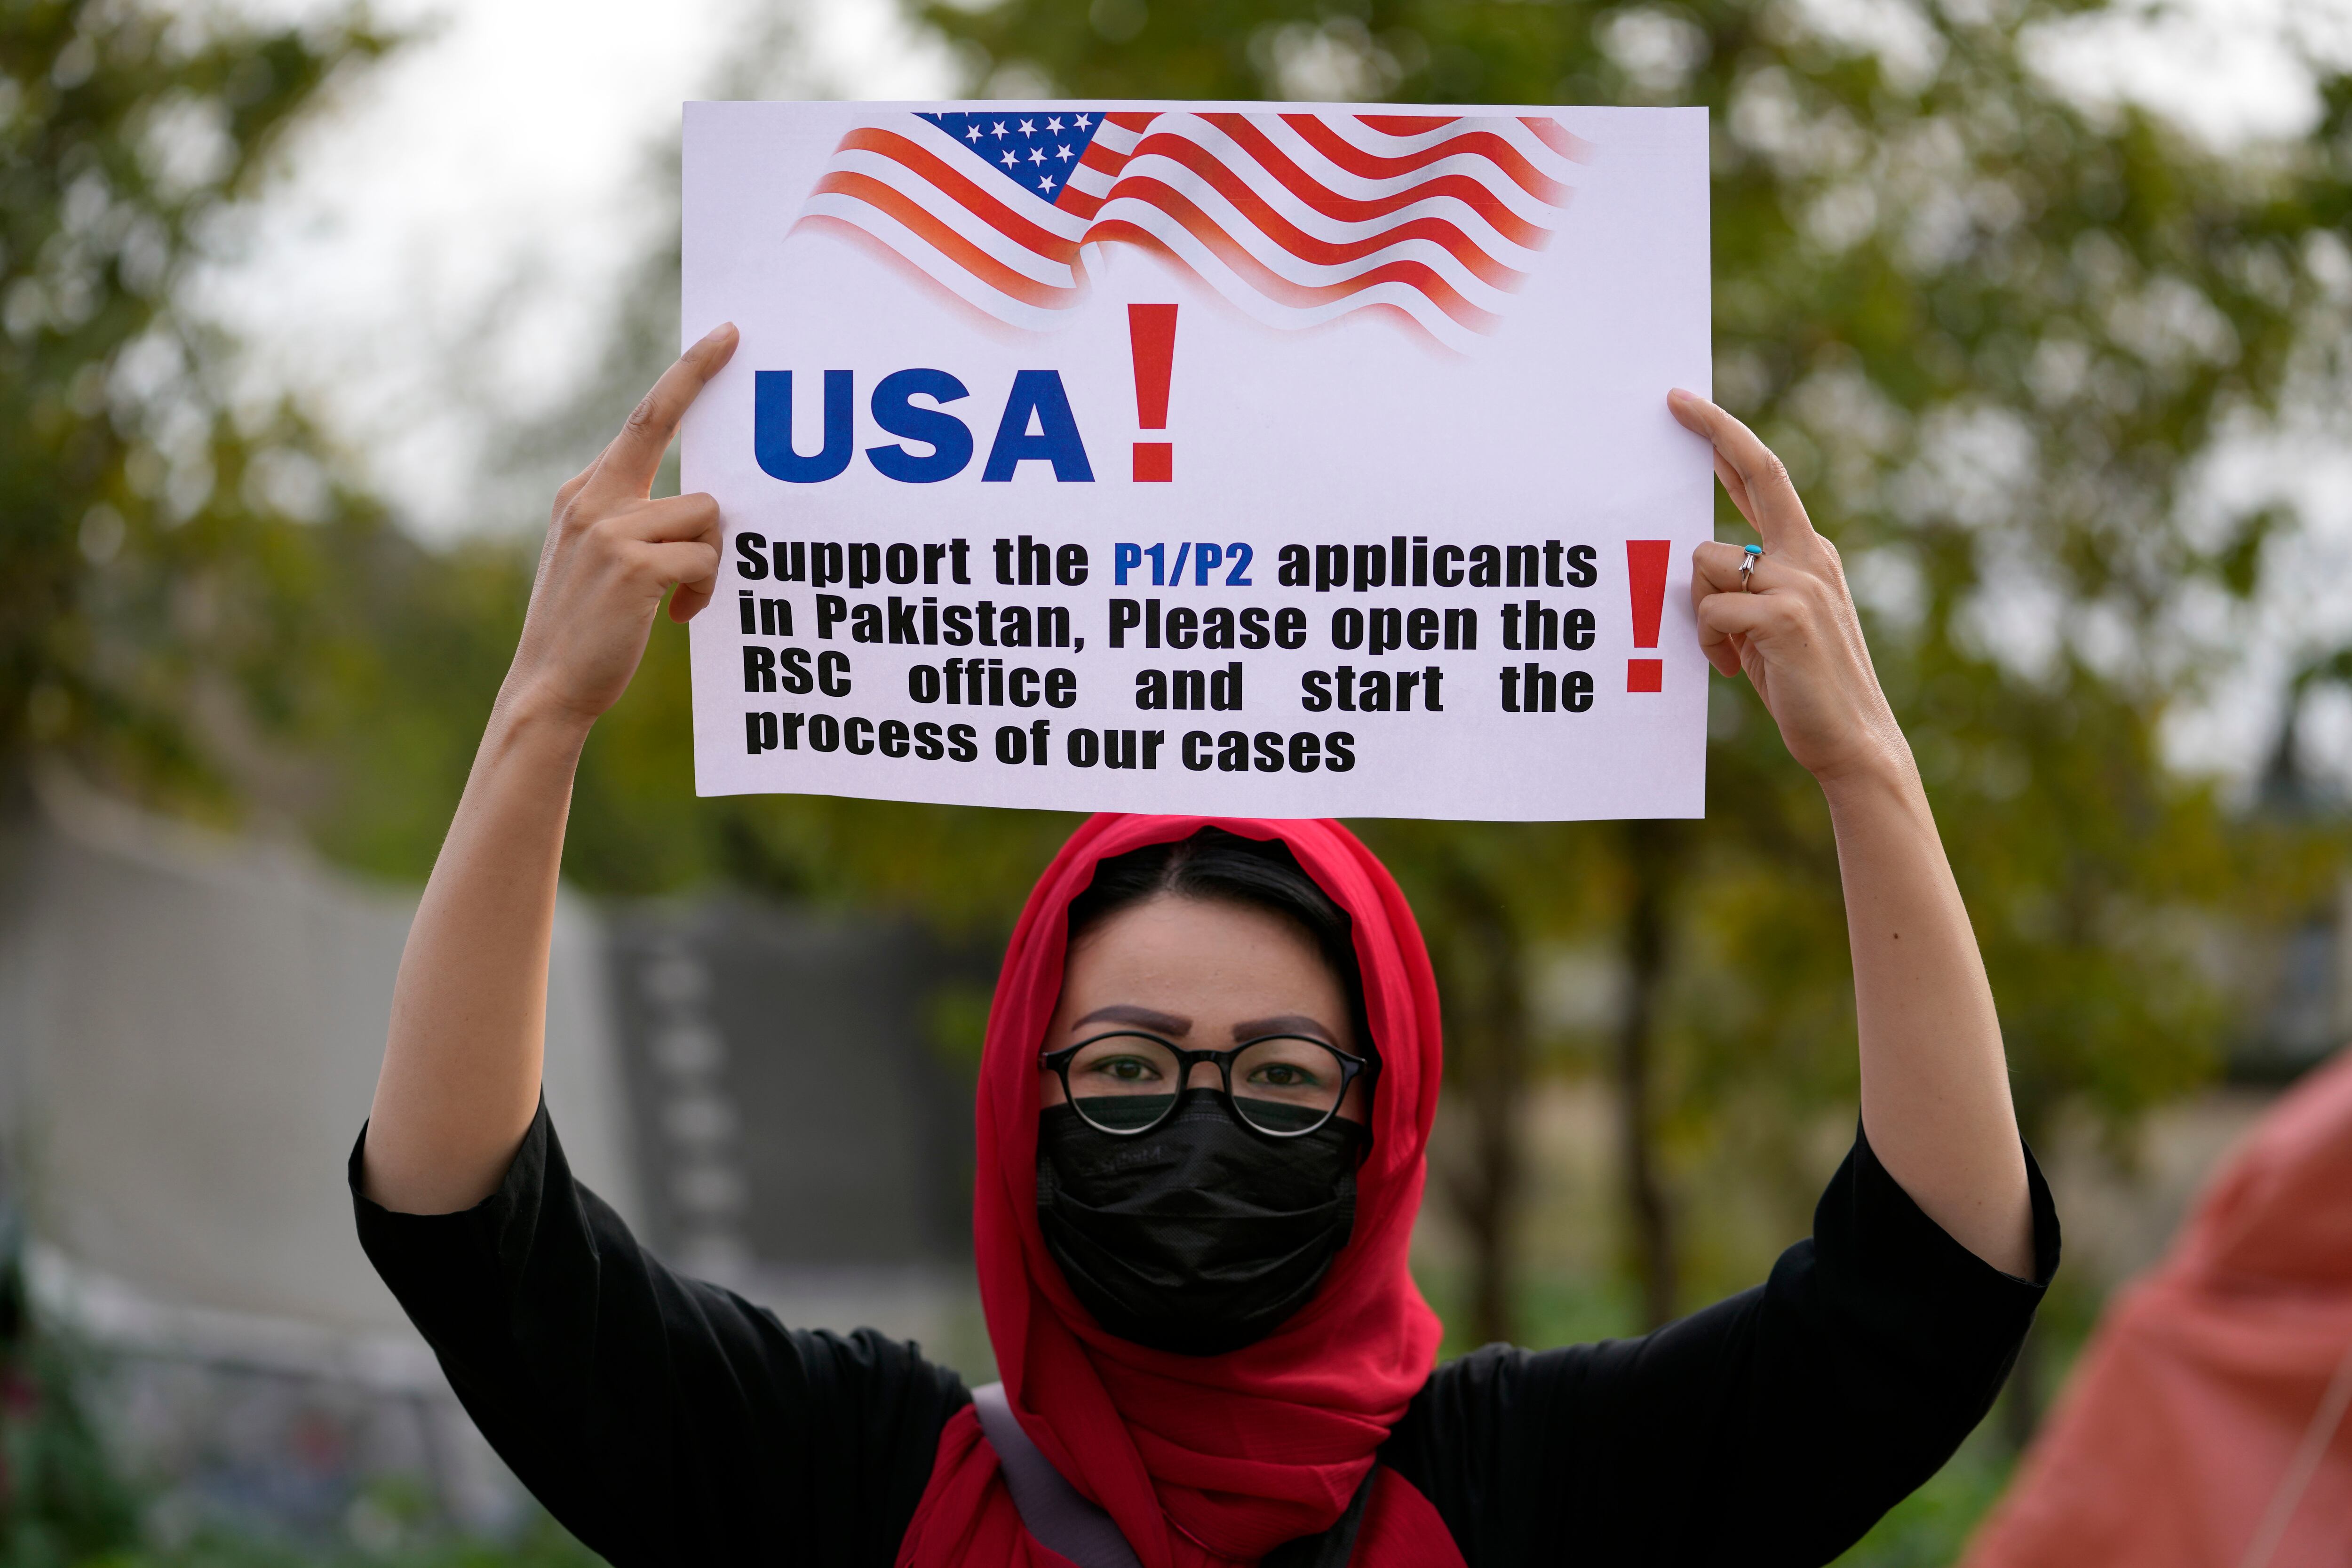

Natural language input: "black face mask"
[1036,1090,1362,1356]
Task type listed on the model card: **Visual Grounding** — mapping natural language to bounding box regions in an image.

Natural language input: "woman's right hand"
[503,322,739,726]
[367,322,740,1214]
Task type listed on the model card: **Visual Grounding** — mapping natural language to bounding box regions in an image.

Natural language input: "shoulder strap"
[969,1383,1375,1568]
[970,1382,1143,1568]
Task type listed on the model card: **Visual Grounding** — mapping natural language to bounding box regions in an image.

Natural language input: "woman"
[356,324,2056,1567]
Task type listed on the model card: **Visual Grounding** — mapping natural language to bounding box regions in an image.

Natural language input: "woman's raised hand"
[505,323,739,727]
[1671,389,2033,1277]
[1671,389,1907,785]
[367,323,739,1214]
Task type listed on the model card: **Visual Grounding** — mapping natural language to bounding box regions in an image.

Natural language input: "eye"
[1089,1054,1162,1082]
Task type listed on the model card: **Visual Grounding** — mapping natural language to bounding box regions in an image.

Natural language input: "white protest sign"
[681,102,1711,821]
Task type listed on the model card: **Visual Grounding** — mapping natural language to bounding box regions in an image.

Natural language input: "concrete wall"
[0,782,642,1340]
[0,782,644,1530]
[0,780,994,1530]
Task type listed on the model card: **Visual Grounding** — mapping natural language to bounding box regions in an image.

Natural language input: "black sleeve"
[350,1106,969,1568]
[1380,1126,2059,1568]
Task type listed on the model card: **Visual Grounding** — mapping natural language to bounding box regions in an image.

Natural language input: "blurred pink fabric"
[1964,1049,2352,1568]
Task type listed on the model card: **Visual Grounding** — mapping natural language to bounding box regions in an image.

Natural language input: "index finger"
[1667,389,1816,550]
[589,322,741,500]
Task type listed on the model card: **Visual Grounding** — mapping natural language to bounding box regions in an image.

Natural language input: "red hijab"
[894,815,1463,1568]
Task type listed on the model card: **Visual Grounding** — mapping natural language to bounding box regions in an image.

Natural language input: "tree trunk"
[1617,820,1679,1331]
[1436,865,1532,1350]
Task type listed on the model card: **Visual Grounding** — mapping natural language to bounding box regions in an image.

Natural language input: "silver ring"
[1740,544,1763,590]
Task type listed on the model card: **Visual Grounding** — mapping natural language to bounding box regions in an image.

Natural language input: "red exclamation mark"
[1129,303,1176,482]
[1626,540,1669,692]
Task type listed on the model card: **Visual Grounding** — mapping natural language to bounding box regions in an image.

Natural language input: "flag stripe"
[795,212,1081,330]
[1099,168,1529,306]
[1518,116,1591,161]
[1173,116,1559,250]
[1085,218,1487,352]
[800,182,1078,310]
[835,127,1083,256]
[1276,113,1571,204]
[821,151,1078,285]
[1237,116,1572,232]
[1336,112,1581,172]
[1359,114,1458,135]
[1089,183,1499,331]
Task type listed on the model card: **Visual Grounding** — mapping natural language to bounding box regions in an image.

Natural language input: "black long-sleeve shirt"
[352,1108,2056,1567]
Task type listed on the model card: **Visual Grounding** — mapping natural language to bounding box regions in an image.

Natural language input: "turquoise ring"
[1740,543,1763,589]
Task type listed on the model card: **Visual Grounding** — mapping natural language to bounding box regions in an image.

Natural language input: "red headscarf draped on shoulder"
[894,815,1462,1568]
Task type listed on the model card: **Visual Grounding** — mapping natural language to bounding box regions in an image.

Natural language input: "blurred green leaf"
[0,0,395,821]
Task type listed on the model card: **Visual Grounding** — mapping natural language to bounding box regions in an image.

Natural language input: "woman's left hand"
[1672,391,2034,1278]
[1671,389,1907,785]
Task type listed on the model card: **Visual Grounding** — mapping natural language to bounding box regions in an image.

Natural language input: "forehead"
[1057,896,1343,1013]
[1047,896,1362,1056]
[1068,894,1322,966]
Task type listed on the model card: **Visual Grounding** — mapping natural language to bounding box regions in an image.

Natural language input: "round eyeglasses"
[1040,1031,1374,1138]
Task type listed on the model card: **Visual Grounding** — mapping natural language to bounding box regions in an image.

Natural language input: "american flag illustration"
[791,109,1589,352]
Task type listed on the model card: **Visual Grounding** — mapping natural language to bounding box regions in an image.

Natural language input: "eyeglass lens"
[1063,1034,1347,1135]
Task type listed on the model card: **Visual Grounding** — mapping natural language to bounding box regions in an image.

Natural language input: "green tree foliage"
[0,0,391,818]
[0,0,1065,906]
[909,0,2352,1360]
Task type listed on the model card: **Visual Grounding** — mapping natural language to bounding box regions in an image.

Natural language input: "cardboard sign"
[681,102,1711,821]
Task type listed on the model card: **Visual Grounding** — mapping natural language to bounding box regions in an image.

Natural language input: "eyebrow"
[1075,1004,1192,1035]
[1232,1014,1336,1044]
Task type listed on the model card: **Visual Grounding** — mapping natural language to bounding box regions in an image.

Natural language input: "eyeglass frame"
[1038,1030,1377,1138]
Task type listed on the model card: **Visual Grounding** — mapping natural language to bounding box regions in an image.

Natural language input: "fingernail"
[699,321,737,344]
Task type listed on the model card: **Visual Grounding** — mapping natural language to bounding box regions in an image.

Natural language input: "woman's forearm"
[363,685,592,1212]
[1823,750,2033,1276]
[360,324,739,1214]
